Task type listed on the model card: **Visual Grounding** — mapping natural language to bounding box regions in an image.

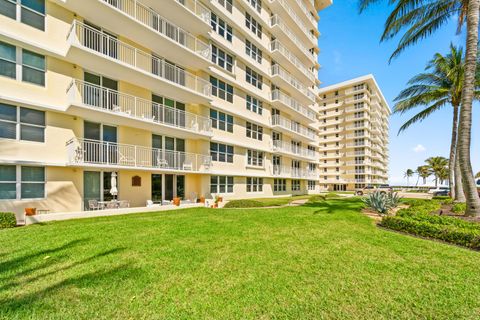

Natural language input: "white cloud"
[413,144,426,153]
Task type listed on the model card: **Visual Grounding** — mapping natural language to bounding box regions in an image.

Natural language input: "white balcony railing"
[68,80,212,135]
[272,165,318,179]
[271,64,315,101]
[68,21,211,97]
[100,0,210,59]
[273,0,317,43]
[271,140,317,159]
[271,89,316,121]
[270,40,315,83]
[271,115,316,140]
[270,15,317,63]
[67,138,212,172]
[174,0,211,24]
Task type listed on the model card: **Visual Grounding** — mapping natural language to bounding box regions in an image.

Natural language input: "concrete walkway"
[25,203,204,225]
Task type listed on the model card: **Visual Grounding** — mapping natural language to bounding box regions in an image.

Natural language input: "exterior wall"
[0,0,332,217]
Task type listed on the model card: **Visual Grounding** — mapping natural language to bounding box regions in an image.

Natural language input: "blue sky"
[317,1,479,185]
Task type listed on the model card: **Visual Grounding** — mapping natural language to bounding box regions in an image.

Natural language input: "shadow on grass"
[301,198,364,215]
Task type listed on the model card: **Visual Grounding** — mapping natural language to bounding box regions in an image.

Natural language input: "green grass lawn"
[246,195,313,206]
[1,198,479,319]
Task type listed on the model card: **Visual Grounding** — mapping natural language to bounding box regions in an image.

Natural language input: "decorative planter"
[25,208,37,216]
[199,197,205,204]
[217,196,223,203]
[173,197,181,206]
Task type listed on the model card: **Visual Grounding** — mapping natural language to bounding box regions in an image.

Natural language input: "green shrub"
[0,212,17,229]
[452,203,467,214]
[432,196,450,200]
[381,216,480,249]
[223,200,265,208]
[307,195,327,203]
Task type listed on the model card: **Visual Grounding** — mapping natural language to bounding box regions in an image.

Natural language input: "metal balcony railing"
[100,0,210,59]
[270,40,315,83]
[271,89,316,120]
[67,138,212,172]
[271,115,316,140]
[68,80,212,135]
[271,140,317,159]
[68,21,211,97]
[273,0,317,43]
[272,165,318,179]
[271,64,315,101]
[174,0,211,24]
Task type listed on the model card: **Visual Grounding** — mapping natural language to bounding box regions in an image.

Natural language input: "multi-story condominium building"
[317,75,390,191]
[0,0,332,215]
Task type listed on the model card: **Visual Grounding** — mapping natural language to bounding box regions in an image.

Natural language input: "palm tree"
[426,157,449,188]
[438,167,450,185]
[393,45,475,201]
[416,165,431,185]
[358,0,480,215]
[404,169,414,186]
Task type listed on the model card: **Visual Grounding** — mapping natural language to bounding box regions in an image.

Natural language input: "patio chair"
[88,199,101,211]
[119,200,130,208]
[105,201,118,209]
[182,162,193,171]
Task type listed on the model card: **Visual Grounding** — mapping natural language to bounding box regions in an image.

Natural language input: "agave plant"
[363,192,402,216]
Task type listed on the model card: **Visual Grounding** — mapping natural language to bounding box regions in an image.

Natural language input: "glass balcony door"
[83,72,118,111]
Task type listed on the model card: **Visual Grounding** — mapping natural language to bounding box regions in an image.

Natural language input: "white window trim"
[0,165,46,201]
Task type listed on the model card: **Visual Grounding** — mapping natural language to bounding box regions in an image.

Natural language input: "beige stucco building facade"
[317,75,390,191]
[0,0,339,216]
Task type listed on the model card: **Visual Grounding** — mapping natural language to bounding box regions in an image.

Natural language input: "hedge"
[0,212,17,229]
[223,200,265,208]
[381,199,480,249]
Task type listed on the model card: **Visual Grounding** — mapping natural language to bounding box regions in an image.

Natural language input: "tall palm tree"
[393,45,475,201]
[438,167,450,185]
[404,169,414,186]
[426,157,449,188]
[358,0,480,215]
[416,165,431,185]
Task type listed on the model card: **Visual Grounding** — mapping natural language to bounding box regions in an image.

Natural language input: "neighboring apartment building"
[0,0,332,215]
[317,75,390,191]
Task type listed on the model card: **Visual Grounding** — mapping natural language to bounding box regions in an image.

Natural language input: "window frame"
[246,67,262,89]
[246,177,263,193]
[211,45,234,73]
[0,103,46,142]
[210,109,233,133]
[246,149,264,167]
[274,178,286,192]
[210,175,234,194]
[210,76,234,103]
[246,95,263,115]
[246,121,263,141]
[0,165,46,200]
[210,142,234,163]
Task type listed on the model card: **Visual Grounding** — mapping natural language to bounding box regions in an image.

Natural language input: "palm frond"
[397,99,449,134]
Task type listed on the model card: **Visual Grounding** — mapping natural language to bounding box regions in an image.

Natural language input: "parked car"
[355,185,392,196]
[432,189,450,197]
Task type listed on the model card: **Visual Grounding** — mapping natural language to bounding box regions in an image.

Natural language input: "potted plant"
[173,197,181,206]
[25,208,37,216]
[214,195,222,208]
[199,196,205,204]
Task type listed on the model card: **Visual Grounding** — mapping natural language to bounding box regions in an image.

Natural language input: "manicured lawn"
[248,194,313,206]
[1,198,479,319]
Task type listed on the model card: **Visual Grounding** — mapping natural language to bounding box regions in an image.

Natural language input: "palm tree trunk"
[455,150,466,202]
[458,0,480,216]
[448,105,459,199]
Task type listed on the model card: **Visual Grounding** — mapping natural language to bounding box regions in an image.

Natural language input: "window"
[246,67,262,89]
[246,122,263,140]
[246,95,262,115]
[211,176,234,194]
[210,109,233,133]
[292,179,301,191]
[245,40,262,63]
[0,104,45,142]
[211,13,233,42]
[210,76,234,103]
[1,0,45,30]
[274,178,286,192]
[212,45,234,72]
[308,180,316,191]
[247,0,261,12]
[210,142,234,163]
[22,49,45,86]
[0,41,16,79]
[247,149,263,167]
[215,0,233,13]
[245,12,262,38]
[0,42,45,86]
[246,177,263,192]
[0,165,45,200]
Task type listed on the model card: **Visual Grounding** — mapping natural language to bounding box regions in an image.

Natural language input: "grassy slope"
[247,195,312,206]
[1,198,479,319]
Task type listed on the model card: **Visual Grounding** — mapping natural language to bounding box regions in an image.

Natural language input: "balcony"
[67,138,212,172]
[271,90,316,122]
[269,0,317,45]
[140,0,211,33]
[55,0,211,69]
[291,0,319,27]
[67,80,213,139]
[67,21,211,104]
[271,65,315,103]
[270,40,316,85]
[270,15,317,65]
[272,165,318,179]
[271,140,317,161]
[271,115,317,141]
